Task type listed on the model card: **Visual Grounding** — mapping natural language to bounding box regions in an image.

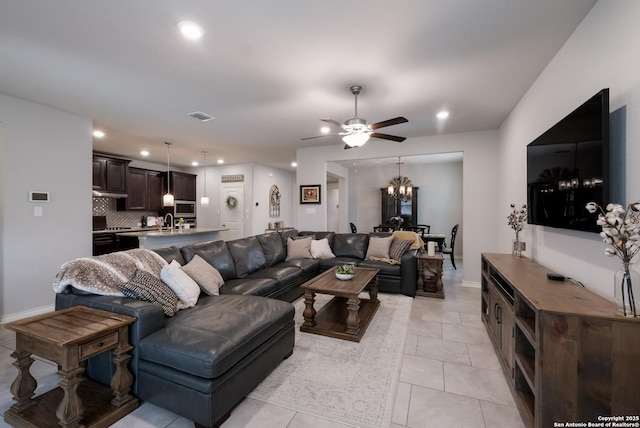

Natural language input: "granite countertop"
[116,228,227,238]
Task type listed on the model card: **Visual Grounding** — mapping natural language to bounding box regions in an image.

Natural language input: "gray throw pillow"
[389,238,413,261]
[120,269,178,317]
[286,236,313,260]
[181,254,224,296]
[366,235,394,259]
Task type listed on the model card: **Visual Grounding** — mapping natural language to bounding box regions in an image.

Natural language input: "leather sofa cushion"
[137,294,294,379]
[278,258,320,274]
[152,246,186,266]
[298,231,335,246]
[358,259,402,276]
[318,257,362,271]
[332,233,369,259]
[221,277,279,297]
[181,241,237,281]
[227,237,267,278]
[256,233,286,266]
[250,266,303,291]
[278,229,299,246]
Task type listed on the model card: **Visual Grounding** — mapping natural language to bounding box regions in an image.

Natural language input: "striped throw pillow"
[120,269,179,317]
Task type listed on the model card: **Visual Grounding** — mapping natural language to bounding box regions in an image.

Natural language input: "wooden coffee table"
[4,306,138,428]
[300,266,379,342]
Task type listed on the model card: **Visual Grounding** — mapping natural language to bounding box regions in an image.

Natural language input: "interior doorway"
[220,183,244,240]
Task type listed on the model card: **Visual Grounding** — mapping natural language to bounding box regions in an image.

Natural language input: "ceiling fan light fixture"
[178,21,204,40]
[342,133,370,147]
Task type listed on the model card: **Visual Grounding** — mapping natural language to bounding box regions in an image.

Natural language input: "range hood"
[92,190,128,198]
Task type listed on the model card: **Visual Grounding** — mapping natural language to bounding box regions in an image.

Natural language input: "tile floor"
[0,260,525,427]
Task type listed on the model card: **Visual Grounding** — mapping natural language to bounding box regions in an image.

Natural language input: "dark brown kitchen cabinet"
[118,167,164,211]
[168,171,197,201]
[93,154,129,193]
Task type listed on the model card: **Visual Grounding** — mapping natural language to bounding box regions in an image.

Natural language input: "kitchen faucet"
[163,213,174,230]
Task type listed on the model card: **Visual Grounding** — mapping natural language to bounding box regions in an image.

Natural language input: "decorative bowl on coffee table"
[335,273,354,281]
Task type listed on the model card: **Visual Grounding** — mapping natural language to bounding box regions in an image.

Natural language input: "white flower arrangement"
[507,203,527,233]
[389,216,404,226]
[585,201,640,263]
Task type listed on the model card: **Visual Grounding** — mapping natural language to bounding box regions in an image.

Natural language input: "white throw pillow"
[161,260,200,308]
[310,238,335,259]
[181,255,224,296]
[366,235,394,259]
[286,236,313,260]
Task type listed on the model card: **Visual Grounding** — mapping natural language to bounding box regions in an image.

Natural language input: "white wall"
[498,0,640,300]
[251,164,295,233]
[296,130,499,284]
[345,159,463,257]
[195,162,294,237]
[0,93,92,322]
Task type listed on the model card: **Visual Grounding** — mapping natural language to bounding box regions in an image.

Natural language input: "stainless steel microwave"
[174,200,196,218]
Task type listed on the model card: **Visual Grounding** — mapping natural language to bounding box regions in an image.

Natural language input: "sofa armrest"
[55,293,165,346]
[55,292,166,393]
[399,250,418,295]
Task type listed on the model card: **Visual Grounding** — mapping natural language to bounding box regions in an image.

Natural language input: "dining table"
[423,234,447,251]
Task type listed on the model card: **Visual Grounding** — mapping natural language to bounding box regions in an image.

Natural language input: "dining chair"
[416,224,431,235]
[442,224,459,269]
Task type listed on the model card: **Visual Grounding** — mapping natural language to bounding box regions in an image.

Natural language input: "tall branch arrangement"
[586,201,640,263]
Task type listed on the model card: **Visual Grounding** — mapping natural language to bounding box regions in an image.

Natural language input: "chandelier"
[387,157,413,201]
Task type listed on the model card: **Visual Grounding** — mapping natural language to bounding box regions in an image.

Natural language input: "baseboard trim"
[462,281,480,288]
[1,304,55,325]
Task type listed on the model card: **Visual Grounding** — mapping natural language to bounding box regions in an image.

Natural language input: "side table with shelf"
[416,251,444,298]
[481,253,640,428]
[4,306,138,428]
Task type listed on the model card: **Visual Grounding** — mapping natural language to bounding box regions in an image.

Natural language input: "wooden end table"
[300,266,379,342]
[416,251,445,299]
[4,306,138,428]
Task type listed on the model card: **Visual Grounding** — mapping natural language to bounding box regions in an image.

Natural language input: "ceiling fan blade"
[301,134,334,140]
[301,131,348,140]
[320,118,346,129]
[371,132,406,142]
[370,117,408,130]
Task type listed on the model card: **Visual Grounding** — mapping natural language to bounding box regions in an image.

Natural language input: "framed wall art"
[300,184,321,204]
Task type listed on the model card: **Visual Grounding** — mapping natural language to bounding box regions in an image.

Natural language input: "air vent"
[188,111,215,121]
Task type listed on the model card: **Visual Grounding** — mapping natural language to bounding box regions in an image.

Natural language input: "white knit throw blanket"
[53,249,168,295]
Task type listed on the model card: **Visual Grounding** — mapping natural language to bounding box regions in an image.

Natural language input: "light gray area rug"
[249,293,411,428]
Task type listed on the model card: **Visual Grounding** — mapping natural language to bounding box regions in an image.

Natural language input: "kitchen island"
[117,228,227,250]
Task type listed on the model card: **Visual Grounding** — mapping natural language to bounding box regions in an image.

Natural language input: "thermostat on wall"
[29,191,50,202]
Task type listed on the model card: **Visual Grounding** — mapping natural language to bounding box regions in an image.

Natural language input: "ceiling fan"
[302,85,408,149]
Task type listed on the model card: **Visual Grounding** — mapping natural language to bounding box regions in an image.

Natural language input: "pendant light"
[200,151,210,207]
[163,142,175,207]
[387,156,413,201]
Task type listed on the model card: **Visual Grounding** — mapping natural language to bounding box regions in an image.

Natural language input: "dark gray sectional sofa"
[54,229,417,427]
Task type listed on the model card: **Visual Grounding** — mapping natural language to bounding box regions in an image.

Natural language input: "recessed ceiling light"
[437,111,449,119]
[192,161,199,167]
[140,150,149,157]
[217,159,224,164]
[291,162,298,168]
[93,130,105,138]
[320,127,330,134]
[178,21,204,40]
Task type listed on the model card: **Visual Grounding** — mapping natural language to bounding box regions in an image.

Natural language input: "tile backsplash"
[93,197,159,228]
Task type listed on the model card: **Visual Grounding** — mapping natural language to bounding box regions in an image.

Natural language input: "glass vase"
[614,263,639,318]
[512,233,526,257]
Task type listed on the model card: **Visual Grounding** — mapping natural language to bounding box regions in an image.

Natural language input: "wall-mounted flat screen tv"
[527,89,609,233]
